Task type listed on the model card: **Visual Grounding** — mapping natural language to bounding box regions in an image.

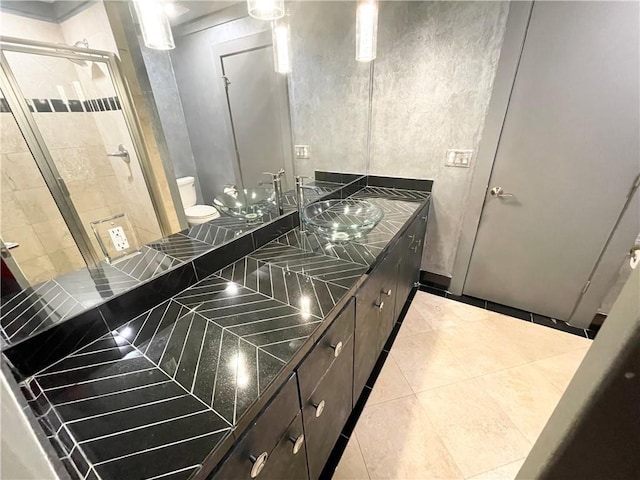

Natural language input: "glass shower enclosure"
[0,36,169,287]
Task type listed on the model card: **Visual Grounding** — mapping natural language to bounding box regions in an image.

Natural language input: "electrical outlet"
[295,145,310,159]
[445,149,473,168]
[108,226,130,252]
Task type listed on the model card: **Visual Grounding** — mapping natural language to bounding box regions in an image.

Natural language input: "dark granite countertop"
[20,187,430,480]
[0,181,342,347]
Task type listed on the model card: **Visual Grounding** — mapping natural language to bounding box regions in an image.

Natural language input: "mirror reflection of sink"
[302,199,384,242]
[213,186,277,221]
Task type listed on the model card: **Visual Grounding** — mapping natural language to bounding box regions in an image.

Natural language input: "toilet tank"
[176,176,197,208]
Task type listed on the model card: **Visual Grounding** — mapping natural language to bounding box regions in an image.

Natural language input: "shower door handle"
[1,242,18,259]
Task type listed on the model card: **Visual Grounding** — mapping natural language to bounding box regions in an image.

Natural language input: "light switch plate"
[295,145,310,159]
[108,226,130,252]
[445,149,473,168]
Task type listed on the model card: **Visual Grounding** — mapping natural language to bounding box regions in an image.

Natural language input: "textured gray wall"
[288,1,370,179]
[370,1,509,276]
[171,16,269,203]
[141,49,203,202]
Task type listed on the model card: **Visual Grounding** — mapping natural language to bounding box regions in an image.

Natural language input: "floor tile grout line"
[366,294,587,479]
[462,458,526,480]
[352,431,373,480]
[411,388,512,480]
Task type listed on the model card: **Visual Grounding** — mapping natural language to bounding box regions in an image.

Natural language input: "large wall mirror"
[145,0,370,212]
[0,0,370,348]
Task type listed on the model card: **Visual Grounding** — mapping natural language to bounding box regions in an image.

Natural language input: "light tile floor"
[334,291,592,480]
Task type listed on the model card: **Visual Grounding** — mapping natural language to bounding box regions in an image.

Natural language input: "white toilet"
[176,176,220,226]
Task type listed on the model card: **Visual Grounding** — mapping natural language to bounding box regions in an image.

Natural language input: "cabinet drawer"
[355,248,398,325]
[213,374,300,480]
[250,413,308,480]
[302,338,354,480]
[297,299,354,402]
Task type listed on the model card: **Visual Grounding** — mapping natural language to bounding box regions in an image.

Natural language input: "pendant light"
[272,18,292,74]
[133,0,175,50]
[356,0,378,62]
[247,0,285,21]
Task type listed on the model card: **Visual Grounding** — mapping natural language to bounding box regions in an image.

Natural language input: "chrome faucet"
[263,168,285,215]
[295,176,322,231]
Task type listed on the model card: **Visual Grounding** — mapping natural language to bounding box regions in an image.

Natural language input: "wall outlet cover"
[445,149,473,168]
[295,145,310,159]
[108,226,130,252]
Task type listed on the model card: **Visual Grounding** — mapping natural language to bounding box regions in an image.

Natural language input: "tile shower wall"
[369,1,509,276]
[0,14,88,283]
[0,113,86,283]
[0,4,163,280]
[59,2,162,245]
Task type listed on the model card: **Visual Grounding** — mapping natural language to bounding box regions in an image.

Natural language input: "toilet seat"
[185,204,220,225]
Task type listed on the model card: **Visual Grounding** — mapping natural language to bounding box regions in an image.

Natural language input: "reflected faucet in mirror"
[295,175,322,232]
[263,168,286,215]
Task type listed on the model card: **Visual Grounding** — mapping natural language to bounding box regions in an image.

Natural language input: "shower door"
[0,37,167,285]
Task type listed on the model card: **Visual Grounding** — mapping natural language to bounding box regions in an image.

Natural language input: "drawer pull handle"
[375,301,384,311]
[249,452,268,478]
[289,434,305,455]
[382,288,392,297]
[421,215,427,220]
[313,400,326,417]
[331,341,343,358]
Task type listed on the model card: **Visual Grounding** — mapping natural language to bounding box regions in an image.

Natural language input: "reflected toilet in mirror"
[176,176,220,225]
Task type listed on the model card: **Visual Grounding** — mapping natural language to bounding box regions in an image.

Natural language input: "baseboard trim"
[417,284,597,340]
[419,270,451,290]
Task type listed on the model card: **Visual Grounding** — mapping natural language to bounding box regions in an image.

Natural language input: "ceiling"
[0,0,93,23]
[167,1,238,26]
[0,0,240,27]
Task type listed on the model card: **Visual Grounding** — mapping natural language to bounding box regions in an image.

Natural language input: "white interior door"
[463,1,640,321]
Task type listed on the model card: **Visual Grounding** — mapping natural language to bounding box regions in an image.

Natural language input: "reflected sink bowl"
[213,186,276,221]
[302,199,384,242]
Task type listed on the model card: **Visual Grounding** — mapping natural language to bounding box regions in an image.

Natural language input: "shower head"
[59,39,91,67]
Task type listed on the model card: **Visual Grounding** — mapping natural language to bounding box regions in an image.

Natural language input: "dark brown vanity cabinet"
[353,246,401,400]
[297,300,355,402]
[212,202,429,480]
[297,301,355,480]
[213,375,306,480]
[395,204,429,318]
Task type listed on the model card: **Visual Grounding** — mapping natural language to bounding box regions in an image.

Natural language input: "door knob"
[289,434,305,455]
[490,186,514,198]
[375,301,384,311]
[249,452,268,478]
[382,288,392,296]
